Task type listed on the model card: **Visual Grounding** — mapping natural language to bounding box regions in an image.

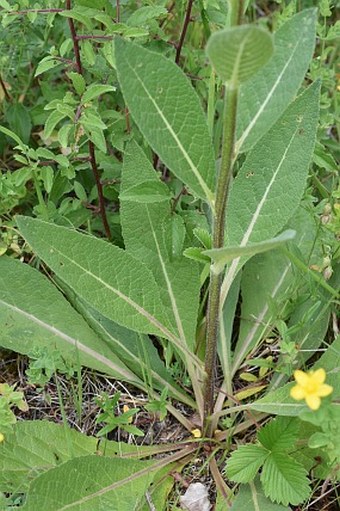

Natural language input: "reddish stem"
[7,8,64,15]
[75,35,113,40]
[66,0,111,239]
[175,0,194,65]
[88,141,112,239]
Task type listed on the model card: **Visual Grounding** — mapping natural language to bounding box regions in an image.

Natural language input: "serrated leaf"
[226,445,269,483]
[115,38,215,204]
[0,420,151,492]
[206,25,273,85]
[16,217,201,369]
[120,142,201,351]
[21,455,156,511]
[82,84,116,103]
[205,230,295,274]
[220,81,320,314]
[229,479,292,511]
[236,9,317,153]
[258,417,299,452]
[261,452,310,506]
[0,257,138,385]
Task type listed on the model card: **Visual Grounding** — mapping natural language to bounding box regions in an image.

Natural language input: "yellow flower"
[0,433,4,443]
[290,368,333,410]
[191,428,202,438]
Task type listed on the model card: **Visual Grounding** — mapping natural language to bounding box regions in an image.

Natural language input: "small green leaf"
[206,25,273,85]
[205,230,295,274]
[35,56,62,77]
[67,72,86,95]
[226,445,269,483]
[6,103,32,144]
[126,6,167,26]
[84,126,106,153]
[44,110,68,138]
[0,125,26,149]
[82,84,116,103]
[183,247,211,264]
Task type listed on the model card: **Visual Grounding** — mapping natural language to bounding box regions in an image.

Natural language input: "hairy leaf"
[204,229,295,274]
[22,455,156,511]
[115,38,215,204]
[220,81,320,312]
[0,421,152,492]
[233,206,321,375]
[236,9,317,153]
[120,141,201,350]
[206,25,273,85]
[0,257,138,384]
[16,217,201,368]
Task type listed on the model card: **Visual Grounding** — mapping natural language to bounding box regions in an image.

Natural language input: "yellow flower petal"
[312,368,326,385]
[191,428,202,438]
[0,433,4,443]
[294,370,309,386]
[290,385,305,400]
[317,383,333,397]
[306,395,321,410]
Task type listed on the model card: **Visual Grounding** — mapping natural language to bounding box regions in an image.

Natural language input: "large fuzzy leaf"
[78,302,194,407]
[115,38,215,204]
[232,206,321,375]
[220,81,320,311]
[206,25,273,84]
[0,257,138,385]
[21,455,156,511]
[236,9,317,153]
[0,421,153,493]
[16,217,201,369]
[120,141,201,351]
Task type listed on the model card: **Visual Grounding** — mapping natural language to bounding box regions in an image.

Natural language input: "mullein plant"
[0,1,339,509]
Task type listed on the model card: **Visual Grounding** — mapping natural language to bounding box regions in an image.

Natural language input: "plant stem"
[203,87,238,426]
[66,0,111,240]
[175,0,194,65]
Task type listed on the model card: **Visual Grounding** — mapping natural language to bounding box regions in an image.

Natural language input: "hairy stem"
[203,87,238,427]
